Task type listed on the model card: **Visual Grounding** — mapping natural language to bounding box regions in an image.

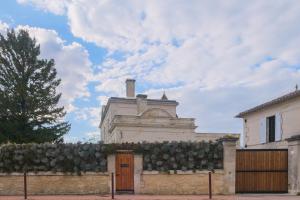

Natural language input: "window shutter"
[275,113,282,141]
[259,118,266,144]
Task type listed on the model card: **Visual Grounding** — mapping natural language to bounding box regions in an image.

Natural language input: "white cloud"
[17,0,70,15]
[18,0,300,133]
[97,95,109,106]
[64,135,80,143]
[64,131,100,143]
[64,130,101,143]
[16,26,93,112]
[74,107,101,128]
[84,131,101,143]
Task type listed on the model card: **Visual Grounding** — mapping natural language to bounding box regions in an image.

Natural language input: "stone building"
[236,88,300,194]
[100,79,237,143]
[236,88,300,148]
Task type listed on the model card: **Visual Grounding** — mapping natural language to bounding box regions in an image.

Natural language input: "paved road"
[0,194,298,200]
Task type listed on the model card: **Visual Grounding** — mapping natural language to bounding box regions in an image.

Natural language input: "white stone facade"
[237,90,300,148]
[100,95,197,143]
[100,79,236,144]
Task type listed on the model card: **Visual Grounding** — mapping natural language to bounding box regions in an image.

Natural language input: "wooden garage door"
[116,152,134,192]
[236,149,288,193]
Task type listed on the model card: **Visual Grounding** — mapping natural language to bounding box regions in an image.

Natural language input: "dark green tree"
[0,29,70,144]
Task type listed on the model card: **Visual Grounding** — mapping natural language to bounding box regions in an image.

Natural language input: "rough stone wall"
[0,172,109,195]
[139,170,224,194]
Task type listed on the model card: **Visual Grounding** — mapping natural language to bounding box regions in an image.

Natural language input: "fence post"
[24,171,27,200]
[107,154,116,196]
[287,135,300,194]
[221,137,239,194]
[111,172,114,199]
[208,171,212,199]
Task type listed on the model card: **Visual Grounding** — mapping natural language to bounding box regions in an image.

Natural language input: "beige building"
[236,89,300,148]
[100,79,237,143]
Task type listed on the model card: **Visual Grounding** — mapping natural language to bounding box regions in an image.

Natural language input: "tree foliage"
[0,29,70,144]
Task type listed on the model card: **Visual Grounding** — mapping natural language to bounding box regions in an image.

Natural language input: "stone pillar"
[221,137,238,194]
[107,154,116,193]
[134,154,143,194]
[287,135,300,195]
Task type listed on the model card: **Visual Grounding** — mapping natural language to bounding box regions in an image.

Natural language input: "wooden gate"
[115,152,134,192]
[236,149,288,193]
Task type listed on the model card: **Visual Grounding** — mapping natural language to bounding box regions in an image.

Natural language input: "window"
[267,116,275,142]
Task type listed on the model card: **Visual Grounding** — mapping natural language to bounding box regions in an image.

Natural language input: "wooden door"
[236,149,288,193]
[116,152,134,192]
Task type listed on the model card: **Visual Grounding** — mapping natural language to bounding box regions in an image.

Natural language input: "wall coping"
[0,172,109,176]
[142,169,224,175]
[220,137,239,142]
[286,134,300,142]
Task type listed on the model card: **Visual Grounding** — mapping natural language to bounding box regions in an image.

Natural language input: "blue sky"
[1,1,300,142]
[0,1,107,142]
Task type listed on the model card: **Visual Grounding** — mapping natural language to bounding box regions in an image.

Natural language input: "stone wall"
[139,170,224,194]
[0,172,109,195]
[0,166,229,196]
[136,139,234,195]
[0,140,239,195]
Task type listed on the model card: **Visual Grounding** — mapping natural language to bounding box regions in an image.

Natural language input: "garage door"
[236,149,288,193]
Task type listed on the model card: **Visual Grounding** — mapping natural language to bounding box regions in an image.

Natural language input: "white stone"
[100,79,238,143]
[239,94,300,148]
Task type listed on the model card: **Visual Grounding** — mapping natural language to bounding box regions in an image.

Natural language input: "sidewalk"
[0,194,298,200]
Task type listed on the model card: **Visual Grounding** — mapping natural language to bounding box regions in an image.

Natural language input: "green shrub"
[141,141,223,172]
[0,141,223,174]
[0,143,107,174]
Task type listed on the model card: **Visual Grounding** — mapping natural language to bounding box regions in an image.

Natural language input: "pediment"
[140,108,173,118]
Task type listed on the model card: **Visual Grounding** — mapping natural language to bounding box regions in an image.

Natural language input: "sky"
[0,0,300,143]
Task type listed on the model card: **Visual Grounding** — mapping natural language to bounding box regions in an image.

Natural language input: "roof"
[109,97,178,105]
[100,97,179,126]
[236,90,300,118]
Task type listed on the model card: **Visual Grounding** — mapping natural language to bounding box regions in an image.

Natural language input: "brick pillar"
[221,137,238,194]
[107,154,116,193]
[134,154,143,194]
[287,135,300,195]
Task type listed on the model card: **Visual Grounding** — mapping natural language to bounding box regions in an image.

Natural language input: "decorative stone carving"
[140,108,173,118]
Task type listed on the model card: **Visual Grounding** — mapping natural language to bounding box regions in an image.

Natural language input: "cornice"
[100,97,179,127]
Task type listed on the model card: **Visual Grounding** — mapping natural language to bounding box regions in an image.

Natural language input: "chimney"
[126,79,135,98]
